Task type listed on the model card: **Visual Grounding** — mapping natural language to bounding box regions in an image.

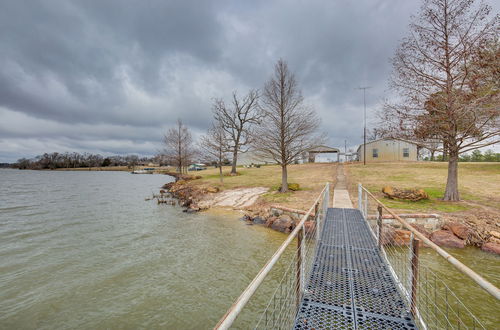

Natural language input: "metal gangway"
[215,183,500,329]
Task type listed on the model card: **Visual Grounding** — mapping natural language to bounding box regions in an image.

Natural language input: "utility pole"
[344,140,347,162]
[357,87,371,165]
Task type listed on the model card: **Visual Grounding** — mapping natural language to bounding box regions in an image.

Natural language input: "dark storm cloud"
[5,0,490,161]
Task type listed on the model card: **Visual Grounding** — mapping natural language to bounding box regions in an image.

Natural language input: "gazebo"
[308,145,341,162]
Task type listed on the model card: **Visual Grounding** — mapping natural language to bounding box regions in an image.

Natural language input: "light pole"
[357,87,371,165]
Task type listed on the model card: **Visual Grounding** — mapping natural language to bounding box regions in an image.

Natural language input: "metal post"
[296,228,303,310]
[411,236,420,317]
[358,183,362,210]
[364,191,368,218]
[301,226,306,289]
[377,205,383,248]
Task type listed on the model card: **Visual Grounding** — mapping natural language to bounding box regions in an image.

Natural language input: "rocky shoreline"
[160,174,500,255]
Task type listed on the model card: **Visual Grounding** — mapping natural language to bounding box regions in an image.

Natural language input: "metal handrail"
[359,184,500,300]
[214,183,330,329]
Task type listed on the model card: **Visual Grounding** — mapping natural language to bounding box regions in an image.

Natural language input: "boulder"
[265,216,278,227]
[430,230,465,248]
[205,186,219,193]
[380,226,396,245]
[239,215,251,221]
[271,215,295,233]
[304,221,316,235]
[481,242,500,255]
[410,224,431,239]
[382,186,429,201]
[394,229,412,246]
[253,216,266,225]
[446,222,471,240]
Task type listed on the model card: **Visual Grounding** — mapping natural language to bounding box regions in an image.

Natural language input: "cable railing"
[358,184,500,329]
[214,183,330,330]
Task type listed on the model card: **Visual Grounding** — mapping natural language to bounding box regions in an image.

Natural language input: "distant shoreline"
[16,166,174,172]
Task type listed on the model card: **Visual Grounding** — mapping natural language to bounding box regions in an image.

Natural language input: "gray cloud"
[2,0,496,162]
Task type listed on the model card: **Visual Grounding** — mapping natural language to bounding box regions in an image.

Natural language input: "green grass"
[366,185,470,213]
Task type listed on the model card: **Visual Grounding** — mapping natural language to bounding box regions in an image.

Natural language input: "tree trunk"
[442,140,448,161]
[430,150,435,161]
[230,149,238,174]
[219,162,223,184]
[280,165,288,193]
[443,149,460,201]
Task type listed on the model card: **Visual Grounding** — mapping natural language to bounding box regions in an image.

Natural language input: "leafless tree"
[162,119,195,173]
[254,59,321,193]
[200,123,229,184]
[213,90,261,175]
[366,127,386,141]
[383,0,499,201]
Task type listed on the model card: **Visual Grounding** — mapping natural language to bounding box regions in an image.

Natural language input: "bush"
[278,183,300,191]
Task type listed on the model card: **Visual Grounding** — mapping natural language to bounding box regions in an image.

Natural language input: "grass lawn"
[192,163,337,210]
[346,162,500,214]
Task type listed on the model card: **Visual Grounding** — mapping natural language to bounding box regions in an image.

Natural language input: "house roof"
[309,145,340,153]
[356,138,419,152]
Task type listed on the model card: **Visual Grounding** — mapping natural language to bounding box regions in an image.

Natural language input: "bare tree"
[366,127,386,141]
[383,0,499,201]
[162,119,195,173]
[200,123,229,184]
[213,90,261,175]
[254,59,321,193]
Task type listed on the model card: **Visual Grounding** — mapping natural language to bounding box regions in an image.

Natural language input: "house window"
[403,148,409,157]
[372,148,378,158]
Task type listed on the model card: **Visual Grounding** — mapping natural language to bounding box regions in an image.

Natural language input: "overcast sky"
[1,0,498,162]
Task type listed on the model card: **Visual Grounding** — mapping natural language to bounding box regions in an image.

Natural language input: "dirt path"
[333,165,353,208]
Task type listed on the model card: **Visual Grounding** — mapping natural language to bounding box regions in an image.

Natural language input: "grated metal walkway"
[294,208,417,329]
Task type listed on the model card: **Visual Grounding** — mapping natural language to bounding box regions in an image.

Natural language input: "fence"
[358,184,500,329]
[214,183,330,330]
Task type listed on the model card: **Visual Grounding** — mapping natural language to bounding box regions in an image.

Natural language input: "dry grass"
[346,162,500,214]
[193,163,337,210]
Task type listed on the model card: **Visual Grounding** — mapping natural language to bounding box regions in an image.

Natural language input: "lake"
[0,169,498,329]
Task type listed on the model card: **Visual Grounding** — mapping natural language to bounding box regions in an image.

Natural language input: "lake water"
[0,169,498,329]
[0,169,287,329]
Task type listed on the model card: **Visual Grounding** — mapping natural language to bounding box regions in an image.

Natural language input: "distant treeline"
[423,149,500,162]
[13,152,156,170]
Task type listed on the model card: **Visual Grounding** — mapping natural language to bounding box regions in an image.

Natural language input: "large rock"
[253,216,266,225]
[304,221,316,235]
[394,229,412,246]
[430,230,465,248]
[445,222,471,240]
[205,186,219,193]
[271,215,295,233]
[481,242,500,255]
[380,226,396,245]
[382,186,429,201]
[410,224,431,239]
[265,216,278,227]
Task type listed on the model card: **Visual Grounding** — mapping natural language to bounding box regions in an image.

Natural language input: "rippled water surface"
[0,169,286,329]
[1,169,499,329]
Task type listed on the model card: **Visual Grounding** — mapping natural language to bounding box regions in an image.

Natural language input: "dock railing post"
[377,205,383,248]
[410,236,420,317]
[358,183,362,211]
[364,190,368,218]
[296,227,304,311]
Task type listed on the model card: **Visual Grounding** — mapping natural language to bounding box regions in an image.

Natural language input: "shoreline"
[160,173,500,255]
